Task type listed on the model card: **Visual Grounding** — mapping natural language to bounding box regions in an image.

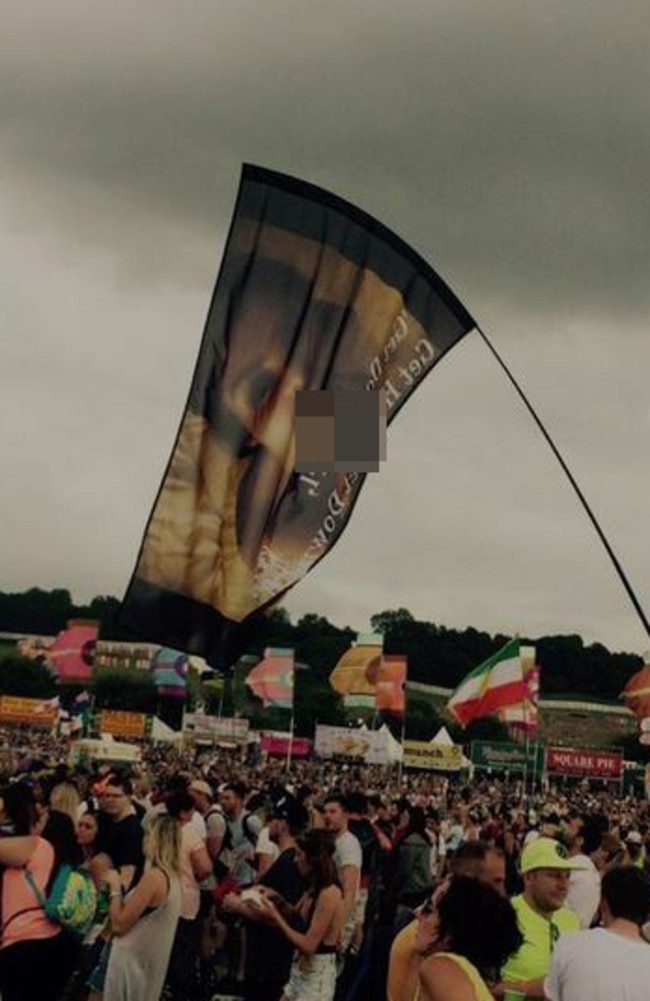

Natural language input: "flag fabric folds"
[119,164,475,666]
[48,621,98,683]
[330,640,406,715]
[448,638,528,728]
[245,648,294,709]
[499,647,539,735]
[151,648,189,699]
[329,642,383,699]
[621,662,650,720]
[376,654,407,715]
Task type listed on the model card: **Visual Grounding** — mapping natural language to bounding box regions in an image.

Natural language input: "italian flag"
[448,638,528,728]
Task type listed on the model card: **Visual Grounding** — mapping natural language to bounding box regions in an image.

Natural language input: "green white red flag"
[499,646,539,735]
[448,638,528,728]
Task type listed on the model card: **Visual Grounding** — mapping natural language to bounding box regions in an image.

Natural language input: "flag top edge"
[449,637,520,697]
[241,163,476,333]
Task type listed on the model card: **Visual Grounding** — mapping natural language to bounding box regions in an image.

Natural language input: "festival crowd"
[0,729,649,1001]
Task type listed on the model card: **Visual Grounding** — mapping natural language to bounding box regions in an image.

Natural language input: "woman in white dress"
[98,814,182,1001]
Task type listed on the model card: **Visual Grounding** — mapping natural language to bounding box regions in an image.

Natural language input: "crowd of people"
[0,728,649,1001]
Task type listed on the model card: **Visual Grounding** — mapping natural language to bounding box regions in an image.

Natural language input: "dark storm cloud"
[1,1,649,651]
[2,1,650,315]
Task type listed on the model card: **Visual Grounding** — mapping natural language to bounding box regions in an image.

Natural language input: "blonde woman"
[90,814,182,1001]
[50,780,82,824]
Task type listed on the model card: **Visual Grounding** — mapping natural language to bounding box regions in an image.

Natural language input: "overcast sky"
[2,1,649,656]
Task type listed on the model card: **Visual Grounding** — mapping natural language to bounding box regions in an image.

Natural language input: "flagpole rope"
[476,324,650,640]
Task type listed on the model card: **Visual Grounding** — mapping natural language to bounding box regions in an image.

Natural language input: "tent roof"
[430,725,454,747]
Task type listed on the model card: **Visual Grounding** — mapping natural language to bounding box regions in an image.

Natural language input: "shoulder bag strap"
[0,868,43,945]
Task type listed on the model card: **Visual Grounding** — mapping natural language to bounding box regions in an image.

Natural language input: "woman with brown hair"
[0,782,79,1001]
[259,828,344,1001]
[418,876,523,1001]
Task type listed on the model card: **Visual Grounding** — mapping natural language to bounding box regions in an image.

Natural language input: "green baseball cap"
[520,837,582,874]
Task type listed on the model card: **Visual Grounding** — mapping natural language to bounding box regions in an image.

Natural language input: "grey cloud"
[1,1,648,653]
[2,1,650,315]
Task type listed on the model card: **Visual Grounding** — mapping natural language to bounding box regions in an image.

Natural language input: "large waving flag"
[151,647,189,699]
[245,647,294,709]
[48,621,98,683]
[119,165,475,666]
[448,638,528,728]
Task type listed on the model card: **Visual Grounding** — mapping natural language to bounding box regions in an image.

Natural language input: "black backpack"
[214,812,257,880]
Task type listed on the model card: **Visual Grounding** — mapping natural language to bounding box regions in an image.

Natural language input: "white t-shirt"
[429,834,446,875]
[256,825,280,864]
[566,855,601,929]
[179,822,204,920]
[445,823,464,852]
[334,829,362,875]
[545,927,650,1001]
[334,829,362,950]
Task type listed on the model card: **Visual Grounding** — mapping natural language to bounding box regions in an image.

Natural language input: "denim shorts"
[283,953,337,1001]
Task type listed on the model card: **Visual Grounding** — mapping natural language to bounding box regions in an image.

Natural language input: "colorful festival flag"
[499,647,539,735]
[151,647,189,699]
[448,638,528,728]
[245,648,294,709]
[330,639,406,714]
[329,641,383,699]
[48,621,98,683]
[119,165,475,666]
[376,654,407,715]
[621,661,650,720]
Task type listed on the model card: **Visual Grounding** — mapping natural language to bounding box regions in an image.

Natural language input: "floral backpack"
[25,863,97,937]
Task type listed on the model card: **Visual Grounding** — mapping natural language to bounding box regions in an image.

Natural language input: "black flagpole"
[476,325,650,641]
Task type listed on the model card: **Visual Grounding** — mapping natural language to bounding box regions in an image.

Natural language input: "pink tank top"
[1,837,60,949]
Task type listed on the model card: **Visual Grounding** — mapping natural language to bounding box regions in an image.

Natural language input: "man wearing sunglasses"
[499,838,581,999]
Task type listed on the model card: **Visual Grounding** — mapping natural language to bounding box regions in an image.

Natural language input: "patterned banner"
[98,710,147,739]
[0,695,57,727]
[402,740,463,771]
[120,165,474,666]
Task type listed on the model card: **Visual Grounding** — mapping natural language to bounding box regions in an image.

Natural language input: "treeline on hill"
[0,588,643,700]
[0,590,644,742]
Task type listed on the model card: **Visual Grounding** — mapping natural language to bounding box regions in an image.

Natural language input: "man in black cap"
[224,793,308,1001]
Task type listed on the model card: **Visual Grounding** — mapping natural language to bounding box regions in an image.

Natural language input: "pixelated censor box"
[295,389,387,473]
[120,165,475,666]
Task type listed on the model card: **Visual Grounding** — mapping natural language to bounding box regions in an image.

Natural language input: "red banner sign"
[546,746,623,779]
[260,735,312,758]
